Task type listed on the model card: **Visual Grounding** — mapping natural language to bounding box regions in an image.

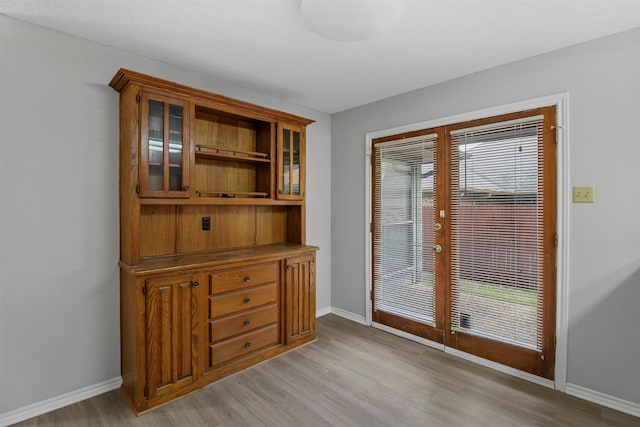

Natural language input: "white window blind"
[450,116,544,350]
[373,134,437,325]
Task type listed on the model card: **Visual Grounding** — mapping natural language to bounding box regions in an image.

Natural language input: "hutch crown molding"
[110,69,318,414]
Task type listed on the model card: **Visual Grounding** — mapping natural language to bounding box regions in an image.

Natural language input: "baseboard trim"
[0,377,122,427]
[316,306,332,318]
[566,383,640,418]
[327,306,368,325]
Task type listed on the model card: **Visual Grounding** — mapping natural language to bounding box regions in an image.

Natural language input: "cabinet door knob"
[244,342,252,348]
[244,319,251,326]
[183,185,190,191]
[243,297,251,304]
[244,276,251,282]
[192,281,199,288]
[287,265,294,270]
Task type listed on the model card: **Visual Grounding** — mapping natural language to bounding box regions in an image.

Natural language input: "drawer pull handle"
[244,320,252,326]
[244,342,252,348]
[192,281,199,288]
[244,276,251,282]
[243,297,251,304]
[287,265,294,271]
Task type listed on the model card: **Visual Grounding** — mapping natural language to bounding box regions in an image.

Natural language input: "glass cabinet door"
[140,92,190,198]
[277,123,304,200]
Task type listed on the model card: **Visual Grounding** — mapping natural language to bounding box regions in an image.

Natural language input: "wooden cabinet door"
[284,254,316,344]
[145,273,201,402]
[277,123,305,200]
[139,91,191,198]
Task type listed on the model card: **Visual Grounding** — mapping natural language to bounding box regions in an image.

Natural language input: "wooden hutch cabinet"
[110,69,318,414]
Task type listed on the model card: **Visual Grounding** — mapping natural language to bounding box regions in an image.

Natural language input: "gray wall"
[332,28,640,404]
[0,15,331,414]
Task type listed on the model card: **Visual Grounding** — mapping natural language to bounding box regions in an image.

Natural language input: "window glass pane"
[373,137,437,325]
[168,104,183,191]
[292,130,300,195]
[451,118,543,349]
[282,129,290,194]
[148,100,164,191]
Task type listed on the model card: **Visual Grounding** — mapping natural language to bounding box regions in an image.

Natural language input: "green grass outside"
[459,281,537,308]
[419,275,537,308]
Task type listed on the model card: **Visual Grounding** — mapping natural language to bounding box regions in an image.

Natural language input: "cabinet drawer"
[210,283,277,318]
[210,324,278,367]
[209,263,278,294]
[210,304,278,342]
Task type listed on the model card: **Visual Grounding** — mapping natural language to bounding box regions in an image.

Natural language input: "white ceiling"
[1,0,639,114]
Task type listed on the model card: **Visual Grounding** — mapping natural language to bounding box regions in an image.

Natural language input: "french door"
[371,107,556,379]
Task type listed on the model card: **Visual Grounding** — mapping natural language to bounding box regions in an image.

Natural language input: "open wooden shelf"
[139,197,302,206]
[195,144,271,164]
[196,190,269,198]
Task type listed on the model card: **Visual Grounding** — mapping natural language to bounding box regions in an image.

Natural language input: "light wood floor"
[14,314,639,426]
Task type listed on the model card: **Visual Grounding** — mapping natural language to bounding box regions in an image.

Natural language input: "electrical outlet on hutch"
[202,216,211,231]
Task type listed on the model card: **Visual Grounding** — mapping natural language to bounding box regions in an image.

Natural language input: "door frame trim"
[364,92,569,390]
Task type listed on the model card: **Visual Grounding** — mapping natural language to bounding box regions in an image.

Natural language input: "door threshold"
[372,321,555,389]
